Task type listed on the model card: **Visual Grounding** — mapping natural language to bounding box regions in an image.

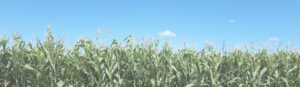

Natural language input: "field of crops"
[1,30,300,87]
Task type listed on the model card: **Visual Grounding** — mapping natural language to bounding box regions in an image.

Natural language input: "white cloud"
[268,37,280,41]
[79,35,89,41]
[268,37,281,47]
[159,30,176,38]
[229,19,236,24]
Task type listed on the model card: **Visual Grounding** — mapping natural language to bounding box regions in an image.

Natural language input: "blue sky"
[0,0,299,49]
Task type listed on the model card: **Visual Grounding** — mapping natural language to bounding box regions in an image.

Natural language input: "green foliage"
[0,31,300,87]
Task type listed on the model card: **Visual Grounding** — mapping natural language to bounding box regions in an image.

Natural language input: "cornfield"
[1,30,300,87]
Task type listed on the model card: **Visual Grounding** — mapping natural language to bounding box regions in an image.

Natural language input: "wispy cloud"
[229,19,236,24]
[79,35,89,41]
[268,37,280,41]
[159,30,176,38]
[266,37,281,48]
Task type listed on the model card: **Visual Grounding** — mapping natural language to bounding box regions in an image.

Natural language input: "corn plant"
[0,30,300,87]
